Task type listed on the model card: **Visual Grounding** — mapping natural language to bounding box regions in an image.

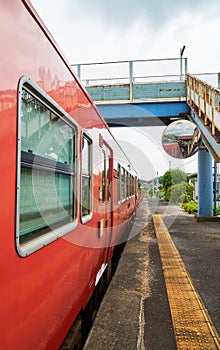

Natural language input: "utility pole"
[152,178,155,198]
[180,45,186,80]
[156,171,159,197]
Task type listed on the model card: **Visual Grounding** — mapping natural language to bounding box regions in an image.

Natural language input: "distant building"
[188,173,220,205]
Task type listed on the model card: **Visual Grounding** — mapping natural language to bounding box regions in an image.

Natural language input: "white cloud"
[63,0,220,30]
[31,0,220,73]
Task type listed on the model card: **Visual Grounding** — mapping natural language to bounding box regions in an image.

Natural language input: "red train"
[163,142,181,158]
[0,1,139,349]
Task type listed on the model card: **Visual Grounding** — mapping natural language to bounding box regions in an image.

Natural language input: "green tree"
[162,169,187,190]
[162,169,189,203]
[168,182,194,204]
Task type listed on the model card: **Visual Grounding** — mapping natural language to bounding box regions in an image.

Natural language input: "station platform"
[84,198,220,350]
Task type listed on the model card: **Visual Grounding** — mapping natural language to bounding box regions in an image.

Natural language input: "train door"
[100,141,113,263]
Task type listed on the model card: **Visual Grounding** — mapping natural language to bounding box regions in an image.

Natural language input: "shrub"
[182,201,198,214]
[166,182,194,204]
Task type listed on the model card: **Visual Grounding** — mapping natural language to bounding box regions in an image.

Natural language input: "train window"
[121,167,126,200]
[16,77,78,257]
[101,146,111,203]
[126,172,130,198]
[101,150,106,203]
[128,173,131,197]
[81,134,92,223]
[131,176,135,196]
[106,148,111,202]
[117,164,121,203]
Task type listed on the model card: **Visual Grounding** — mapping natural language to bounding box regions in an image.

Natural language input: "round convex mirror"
[162,120,201,159]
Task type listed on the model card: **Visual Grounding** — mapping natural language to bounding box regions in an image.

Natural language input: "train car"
[163,142,181,158]
[0,1,138,349]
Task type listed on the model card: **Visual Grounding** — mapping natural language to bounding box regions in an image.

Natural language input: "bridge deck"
[72,59,220,159]
[86,81,186,104]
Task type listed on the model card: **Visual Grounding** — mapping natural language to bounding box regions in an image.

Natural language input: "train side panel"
[0,1,138,349]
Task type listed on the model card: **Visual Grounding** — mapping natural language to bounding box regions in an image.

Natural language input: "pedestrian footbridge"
[72,58,220,217]
[72,58,220,162]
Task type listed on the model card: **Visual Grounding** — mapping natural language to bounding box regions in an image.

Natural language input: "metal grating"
[153,214,220,350]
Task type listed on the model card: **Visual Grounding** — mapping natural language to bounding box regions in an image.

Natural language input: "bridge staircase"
[187,74,220,161]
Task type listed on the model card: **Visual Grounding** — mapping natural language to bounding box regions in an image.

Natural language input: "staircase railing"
[187,74,220,142]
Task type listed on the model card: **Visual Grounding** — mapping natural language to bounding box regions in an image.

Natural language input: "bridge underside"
[97,101,190,127]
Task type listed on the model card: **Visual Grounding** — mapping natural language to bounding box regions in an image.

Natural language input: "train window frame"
[117,164,121,204]
[81,132,93,224]
[126,171,130,198]
[131,175,135,196]
[16,76,78,257]
[121,167,126,201]
[101,149,106,203]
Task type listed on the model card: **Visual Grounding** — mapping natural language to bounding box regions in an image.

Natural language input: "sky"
[31,0,220,180]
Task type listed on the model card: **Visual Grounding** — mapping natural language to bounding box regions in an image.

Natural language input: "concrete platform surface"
[84,198,220,350]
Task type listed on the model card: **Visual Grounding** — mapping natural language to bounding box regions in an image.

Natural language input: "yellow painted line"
[153,214,220,350]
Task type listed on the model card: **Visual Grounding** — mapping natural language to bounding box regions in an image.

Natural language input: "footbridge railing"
[72,57,188,103]
[72,57,188,86]
[187,74,220,141]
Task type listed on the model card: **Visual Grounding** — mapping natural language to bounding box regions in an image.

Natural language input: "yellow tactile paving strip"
[153,214,220,350]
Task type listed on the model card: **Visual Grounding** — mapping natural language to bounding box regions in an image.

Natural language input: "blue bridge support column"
[198,148,213,216]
